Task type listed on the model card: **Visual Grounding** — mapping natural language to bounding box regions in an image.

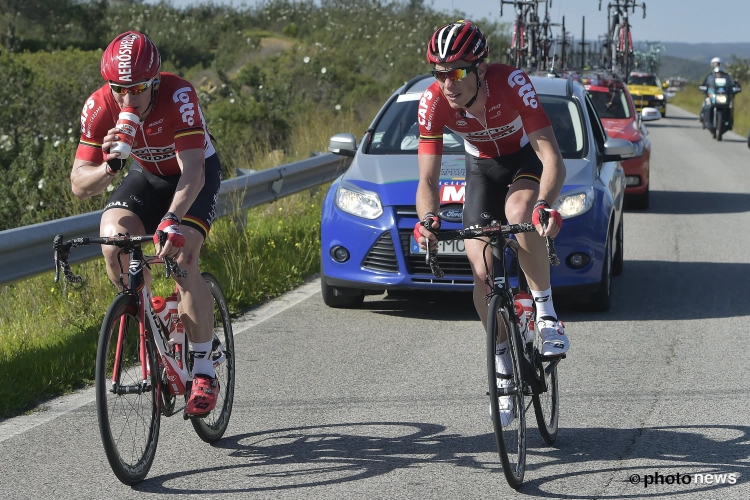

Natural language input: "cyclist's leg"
[177,153,222,356]
[100,165,159,289]
[462,154,512,331]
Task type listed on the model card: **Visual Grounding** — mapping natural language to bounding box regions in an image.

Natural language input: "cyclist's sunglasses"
[109,79,156,95]
[431,64,478,83]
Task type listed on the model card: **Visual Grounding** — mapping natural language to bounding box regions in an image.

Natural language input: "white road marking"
[0,278,321,443]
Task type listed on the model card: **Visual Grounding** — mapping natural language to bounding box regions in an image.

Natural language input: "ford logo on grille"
[439,207,463,222]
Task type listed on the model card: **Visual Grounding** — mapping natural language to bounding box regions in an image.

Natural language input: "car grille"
[398,231,473,276]
[632,95,656,107]
[362,232,399,273]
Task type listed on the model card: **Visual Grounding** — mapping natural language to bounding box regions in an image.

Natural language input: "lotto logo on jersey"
[440,183,465,203]
[172,86,196,126]
[507,69,538,109]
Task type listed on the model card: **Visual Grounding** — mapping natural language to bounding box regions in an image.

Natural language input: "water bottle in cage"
[514,292,535,343]
[150,296,172,336]
[166,293,185,369]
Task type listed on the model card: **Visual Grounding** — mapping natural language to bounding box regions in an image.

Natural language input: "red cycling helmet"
[426,20,488,64]
[101,30,161,84]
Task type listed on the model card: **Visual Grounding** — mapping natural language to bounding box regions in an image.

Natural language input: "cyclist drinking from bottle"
[70,31,221,417]
[413,21,570,421]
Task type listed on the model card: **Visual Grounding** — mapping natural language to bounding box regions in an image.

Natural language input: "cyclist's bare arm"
[70,127,123,199]
[527,125,566,237]
[416,153,442,248]
[169,148,206,221]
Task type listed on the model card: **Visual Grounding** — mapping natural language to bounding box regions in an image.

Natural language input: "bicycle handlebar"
[53,233,187,284]
[421,221,560,279]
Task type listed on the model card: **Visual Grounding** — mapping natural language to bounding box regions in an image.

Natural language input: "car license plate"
[410,236,466,255]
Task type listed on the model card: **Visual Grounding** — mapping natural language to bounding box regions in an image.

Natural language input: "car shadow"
[557,260,750,322]
[647,191,750,214]
[135,422,749,495]
[662,115,698,121]
[645,122,696,129]
[363,290,478,321]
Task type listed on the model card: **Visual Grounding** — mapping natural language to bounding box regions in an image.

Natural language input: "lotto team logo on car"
[439,182,466,203]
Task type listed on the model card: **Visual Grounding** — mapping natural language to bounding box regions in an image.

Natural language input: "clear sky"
[148,0,750,44]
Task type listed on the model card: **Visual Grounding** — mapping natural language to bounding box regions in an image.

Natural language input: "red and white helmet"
[101,31,161,84]
[426,20,488,64]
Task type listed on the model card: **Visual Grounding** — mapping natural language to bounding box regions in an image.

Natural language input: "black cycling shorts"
[103,154,222,239]
[462,143,543,228]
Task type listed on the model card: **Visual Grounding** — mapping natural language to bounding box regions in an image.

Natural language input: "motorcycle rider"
[699,57,741,126]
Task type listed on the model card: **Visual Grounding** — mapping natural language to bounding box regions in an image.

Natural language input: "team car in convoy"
[579,73,661,209]
[627,72,667,117]
[321,74,634,311]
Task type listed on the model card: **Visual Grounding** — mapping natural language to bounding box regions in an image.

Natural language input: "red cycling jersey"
[418,64,551,159]
[76,72,215,176]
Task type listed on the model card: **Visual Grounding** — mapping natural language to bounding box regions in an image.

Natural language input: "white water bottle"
[110,106,139,159]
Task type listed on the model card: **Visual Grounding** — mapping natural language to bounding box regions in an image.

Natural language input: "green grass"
[669,85,750,138]
[0,101,368,419]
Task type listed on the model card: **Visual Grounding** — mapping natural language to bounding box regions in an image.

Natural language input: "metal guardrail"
[0,153,350,287]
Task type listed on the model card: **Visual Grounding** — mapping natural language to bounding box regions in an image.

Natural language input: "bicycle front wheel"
[191,272,235,442]
[96,294,161,485]
[531,351,559,445]
[487,294,526,489]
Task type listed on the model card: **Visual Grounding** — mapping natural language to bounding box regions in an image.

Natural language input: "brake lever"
[538,209,561,266]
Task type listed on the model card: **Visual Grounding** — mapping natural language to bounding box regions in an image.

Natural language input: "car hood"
[342,153,595,205]
[601,118,642,142]
[627,84,661,95]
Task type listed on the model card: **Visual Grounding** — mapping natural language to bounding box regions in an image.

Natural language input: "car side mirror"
[602,137,635,162]
[661,82,668,89]
[328,133,357,157]
[639,107,662,122]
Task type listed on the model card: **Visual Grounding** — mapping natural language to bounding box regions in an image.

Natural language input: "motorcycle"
[699,77,742,141]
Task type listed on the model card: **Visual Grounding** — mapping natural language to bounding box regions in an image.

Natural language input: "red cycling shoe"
[186,375,219,417]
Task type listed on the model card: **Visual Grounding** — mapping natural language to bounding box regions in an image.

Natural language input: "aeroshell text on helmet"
[116,34,139,82]
[172,87,195,126]
[507,69,538,109]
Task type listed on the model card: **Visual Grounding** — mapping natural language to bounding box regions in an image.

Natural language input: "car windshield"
[367,94,465,155]
[366,92,584,159]
[539,95,586,159]
[587,88,632,119]
[627,74,660,86]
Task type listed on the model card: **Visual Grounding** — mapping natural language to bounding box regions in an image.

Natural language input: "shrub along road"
[1,105,748,498]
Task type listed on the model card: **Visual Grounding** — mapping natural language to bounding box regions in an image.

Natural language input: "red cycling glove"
[531,201,562,230]
[154,212,185,249]
[413,213,440,246]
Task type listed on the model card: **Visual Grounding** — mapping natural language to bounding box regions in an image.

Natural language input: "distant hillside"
[660,42,750,63]
[658,55,706,82]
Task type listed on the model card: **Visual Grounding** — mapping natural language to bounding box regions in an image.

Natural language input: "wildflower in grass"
[335,104,341,111]
[321,67,327,74]
[303,56,310,63]
[38,179,45,189]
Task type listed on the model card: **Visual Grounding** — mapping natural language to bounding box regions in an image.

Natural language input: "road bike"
[502,0,547,70]
[422,220,562,488]
[600,0,646,77]
[53,233,235,485]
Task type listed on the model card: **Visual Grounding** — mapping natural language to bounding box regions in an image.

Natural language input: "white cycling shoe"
[489,376,516,426]
[537,316,569,356]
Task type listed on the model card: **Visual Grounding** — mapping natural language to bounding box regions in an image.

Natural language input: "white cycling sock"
[531,287,557,320]
[191,340,215,377]
[495,340,512,376]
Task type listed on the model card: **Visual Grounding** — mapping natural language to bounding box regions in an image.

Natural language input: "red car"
[580,74,660,209]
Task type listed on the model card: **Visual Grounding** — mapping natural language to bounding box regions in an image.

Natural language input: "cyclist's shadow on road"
[134,422,748,496]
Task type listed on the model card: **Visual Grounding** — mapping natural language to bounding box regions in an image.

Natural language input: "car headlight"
[631,139,645,157]
[335,183,383,219]
[654,94,664,100]
[553,186,594,219]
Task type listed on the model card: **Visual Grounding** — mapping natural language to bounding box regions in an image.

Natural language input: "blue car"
[321,74,632,311]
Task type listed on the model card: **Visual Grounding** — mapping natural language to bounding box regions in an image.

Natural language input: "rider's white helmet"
[711,57,721,65]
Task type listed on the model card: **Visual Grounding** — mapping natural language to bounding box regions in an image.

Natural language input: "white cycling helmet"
[711,57,721,65]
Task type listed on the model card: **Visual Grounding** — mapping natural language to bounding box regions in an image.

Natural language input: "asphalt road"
[1,105,749,499]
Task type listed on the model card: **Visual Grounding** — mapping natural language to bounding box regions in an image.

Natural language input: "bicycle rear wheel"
[96,294,161,485]
[487,294,526,488]
[191,272,235,442]
[531,349,559,445]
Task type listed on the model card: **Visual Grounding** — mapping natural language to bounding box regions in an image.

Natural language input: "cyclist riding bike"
[70,30,222,417]
[413,21,570,420]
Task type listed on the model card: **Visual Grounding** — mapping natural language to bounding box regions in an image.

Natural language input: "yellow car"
[627,72,667,117]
